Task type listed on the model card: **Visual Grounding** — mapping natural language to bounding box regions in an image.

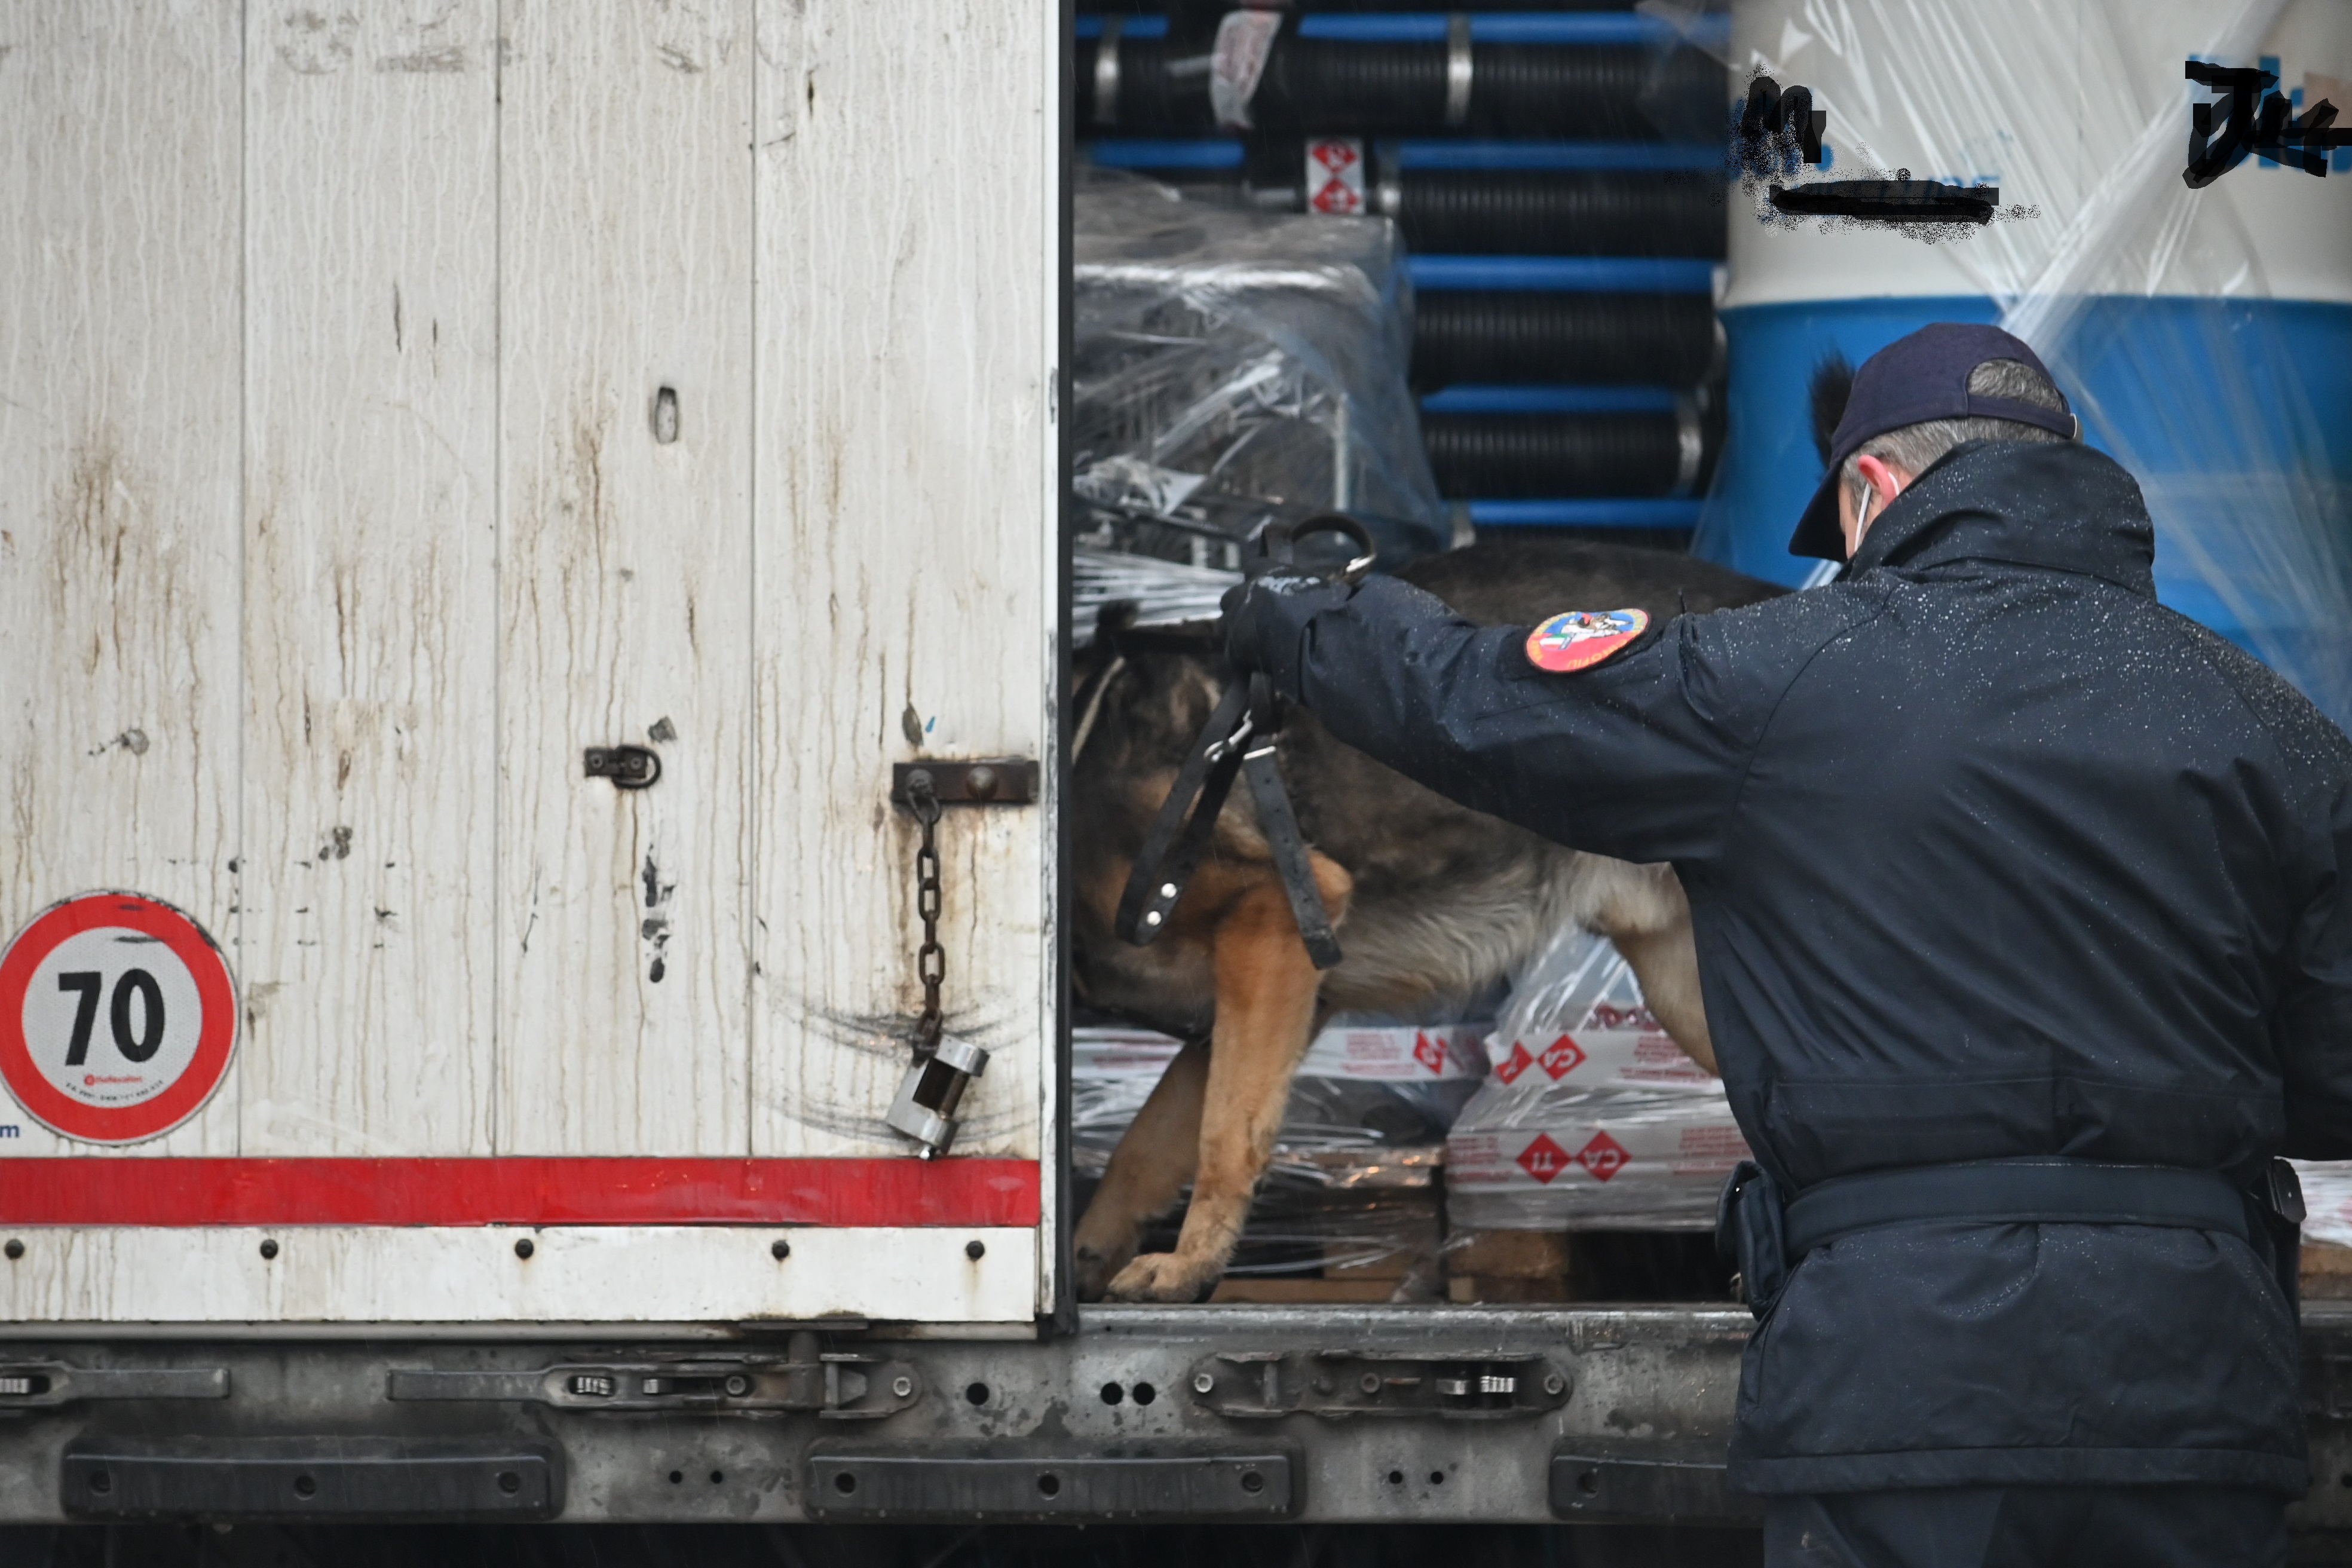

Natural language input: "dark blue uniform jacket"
[1242,440,2352,1494]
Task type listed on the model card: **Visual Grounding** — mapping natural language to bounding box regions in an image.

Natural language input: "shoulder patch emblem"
[1525,608,1650,673]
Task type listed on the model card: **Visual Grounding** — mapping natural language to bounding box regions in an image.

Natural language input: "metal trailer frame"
[2,1304,2351,1532]
[0,1306,1751,1525]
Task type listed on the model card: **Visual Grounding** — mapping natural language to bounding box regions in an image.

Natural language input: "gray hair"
[1839,358,2071,507]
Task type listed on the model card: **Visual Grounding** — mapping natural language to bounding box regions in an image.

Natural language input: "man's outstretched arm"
[1226,569,1825,868]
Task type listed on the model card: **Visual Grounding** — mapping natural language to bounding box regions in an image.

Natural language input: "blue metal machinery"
[1076,6,1732,549]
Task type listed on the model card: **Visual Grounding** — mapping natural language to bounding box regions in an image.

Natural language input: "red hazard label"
[1306,137,1366,214]
[1538,1034,1588,1080]
[1517,1132,1571,1184]
[0,892,238,1145]
[1575,1131,1632,1183]
[1413,1031,1448,1076]
[1494,1040,1535,1085]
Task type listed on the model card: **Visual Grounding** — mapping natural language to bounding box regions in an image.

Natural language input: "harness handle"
[1110,514,1369,972]
[1252,513,1377,584]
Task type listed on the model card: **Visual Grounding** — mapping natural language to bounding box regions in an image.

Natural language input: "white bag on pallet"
[2293,1162,2352,1250]
[1483,926,1716,1092]
[1447,929,1750,1230]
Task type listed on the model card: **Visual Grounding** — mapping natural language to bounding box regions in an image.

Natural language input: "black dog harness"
[1112,516,1375,973]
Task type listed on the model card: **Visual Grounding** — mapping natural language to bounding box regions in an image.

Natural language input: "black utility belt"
[1715,1155,2307,1318]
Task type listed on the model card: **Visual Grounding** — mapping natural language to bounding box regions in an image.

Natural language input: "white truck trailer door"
[0,1,1059,1330]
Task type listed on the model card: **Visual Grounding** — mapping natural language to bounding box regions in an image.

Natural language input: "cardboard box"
[1444,1228,1572,1280]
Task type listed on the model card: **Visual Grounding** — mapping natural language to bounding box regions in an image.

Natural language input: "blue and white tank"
[1700,0,2352,724]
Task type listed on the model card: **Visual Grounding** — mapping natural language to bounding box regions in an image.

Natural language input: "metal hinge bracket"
[583,745,662,789]
[889,760,1037,806]
[388,1349,918,1421]
[1187,1350,1570,1420]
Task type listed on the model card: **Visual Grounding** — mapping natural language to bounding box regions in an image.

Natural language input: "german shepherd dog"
[1068,537,1784,1302]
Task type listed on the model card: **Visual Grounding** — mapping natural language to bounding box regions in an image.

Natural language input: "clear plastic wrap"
[1071,1016,1489,1298]
[1478,929,1718,1094]
[1073,171,1449,577]
[1070,1025,1193,1184]
[1446,929,1747,1230]
[1694,0,2352,727]
[1071,1019,1490,1184]
[1210,1187,1448,1302]
[1070,546,1234,650]
[2295,1161,2352,1250]
[2293,1160,2352,1299]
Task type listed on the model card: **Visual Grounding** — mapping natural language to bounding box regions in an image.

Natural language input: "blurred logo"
[2185,60,2350,185]
[1526,609,1648,674]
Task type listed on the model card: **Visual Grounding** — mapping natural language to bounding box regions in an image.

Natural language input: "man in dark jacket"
[1220,324,2352,1566]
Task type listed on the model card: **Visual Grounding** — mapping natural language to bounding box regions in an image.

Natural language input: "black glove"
[1220,566,1350,677]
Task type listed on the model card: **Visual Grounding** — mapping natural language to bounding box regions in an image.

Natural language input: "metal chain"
[907,770,946,1055]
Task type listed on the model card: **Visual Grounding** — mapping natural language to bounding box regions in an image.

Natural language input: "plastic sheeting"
[1071,1019,1490,1186]
[1692,0,2352,727]
[2297,1161,2352,1250]
[1072,172,1448,600]
[1447,929,1747,1230]
[1070,546,1234,649]
[1071,1018,1487,1292]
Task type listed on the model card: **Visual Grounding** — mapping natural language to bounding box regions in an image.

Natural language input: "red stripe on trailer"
[0,1157,1040,1227]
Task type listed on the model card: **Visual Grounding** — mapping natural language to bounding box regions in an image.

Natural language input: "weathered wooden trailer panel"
[0,0,1061,1328]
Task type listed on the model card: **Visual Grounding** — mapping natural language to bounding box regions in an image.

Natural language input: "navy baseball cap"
[1789,323,2080,561]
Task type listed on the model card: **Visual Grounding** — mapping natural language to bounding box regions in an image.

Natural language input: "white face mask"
[1851,482,1876,545]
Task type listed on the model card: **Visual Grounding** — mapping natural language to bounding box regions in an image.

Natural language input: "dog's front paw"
[1102,1251,1222,1303]
[1073,1239,1135,1303]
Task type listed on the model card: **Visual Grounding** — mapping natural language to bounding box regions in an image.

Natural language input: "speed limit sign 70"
[0,892,238,1144]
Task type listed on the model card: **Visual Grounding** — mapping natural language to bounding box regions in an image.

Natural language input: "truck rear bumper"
[2,1303,2350,1527]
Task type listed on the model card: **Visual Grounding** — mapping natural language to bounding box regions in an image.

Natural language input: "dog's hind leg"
[1590,864,1718,1076]
[1104,856,1351,1303]
[1611,921,1716,1075]
[1073,1038,1208,1300]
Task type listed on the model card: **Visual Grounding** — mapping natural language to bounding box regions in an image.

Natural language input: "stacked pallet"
[1444,1228,1574,1303]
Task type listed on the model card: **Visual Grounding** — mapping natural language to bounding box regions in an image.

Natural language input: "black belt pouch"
[1716,1160,1789,1318]
[2254,1157,2305,1312]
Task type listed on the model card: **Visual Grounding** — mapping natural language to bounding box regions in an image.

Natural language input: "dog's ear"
[1808,352,1852,468]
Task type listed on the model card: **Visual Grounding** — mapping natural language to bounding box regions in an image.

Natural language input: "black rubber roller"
[1391,170,1725,258]
[1446,44,1724,138]
[1079,36,1217,131]
[1423,409,1706,499]
[1079,36,1723,136]
[1257,41,1729,136]
[1411,293,1721,387]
